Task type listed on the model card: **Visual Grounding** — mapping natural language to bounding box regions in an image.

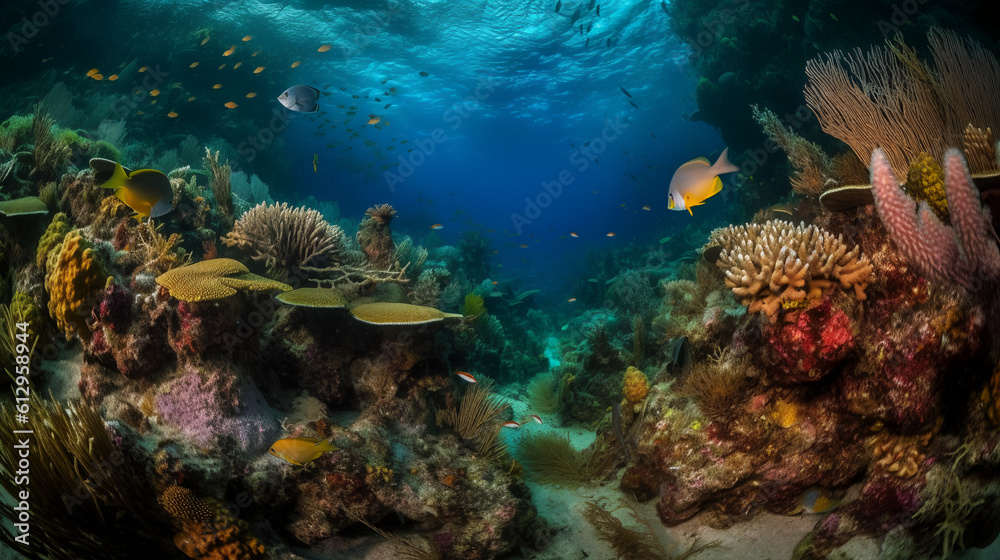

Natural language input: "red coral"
[762,297,855,383]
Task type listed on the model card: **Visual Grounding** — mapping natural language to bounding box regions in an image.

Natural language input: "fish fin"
[306,86,321,97]
[100,162,129,190]
[687,207,693,216]
[709,175,724,197]
[683,156,711,167]
[711,147,740,175]
[148,197,172,218]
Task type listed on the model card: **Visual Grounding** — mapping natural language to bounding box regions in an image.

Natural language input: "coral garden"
[1,8,1000,560]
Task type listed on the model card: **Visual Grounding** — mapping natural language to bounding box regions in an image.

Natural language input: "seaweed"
[516,430,598,488]
[582,498,720,560]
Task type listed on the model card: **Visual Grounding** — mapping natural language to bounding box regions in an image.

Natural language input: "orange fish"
[86,67,99,76]
[223,45,236,56]
[567,298,577,302]
[246,92,257,98]
[520,243,529,248]
[108,74,118,81]
[642,205,651,211]
[189,62,199,68]
[367,115,380,125]
[213,84,223,89]
[200,37,210,45]
[492,281,498,285]
[253,66,265,74]
[242,35,253,42]
[569,232,579,237]
[139,66,148,72]
[167,111,178,118]
[291,61,301,68]
[149,88,160,96]
[318,44,332,52]
[606,232,616,237]
[233,62,242,69]
[225,101,238,109]
[91,73,104,80]
[667,147,739,216]
[456,371,476,383]
[251,50,260,57]
[430,224,443,230]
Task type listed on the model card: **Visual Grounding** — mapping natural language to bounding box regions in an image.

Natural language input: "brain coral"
[711,220,872,322]
[44,230,108,338]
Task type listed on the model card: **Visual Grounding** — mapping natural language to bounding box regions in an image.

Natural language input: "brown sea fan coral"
[222,202,345,277]
[710,220,872,322]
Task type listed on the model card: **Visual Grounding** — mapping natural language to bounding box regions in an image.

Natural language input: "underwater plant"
[436,379,508,462]
[461,292,486,318]
[677,360,745,421]
[582,498,719,560]
[516,431,596,488]
[526,372,563,415]
[752,105,833,195]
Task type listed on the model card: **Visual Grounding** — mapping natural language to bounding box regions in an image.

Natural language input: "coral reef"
[155,258,291,302]
[356,203,397,269]
[622,366,649,404]
[44,229,109,339]
[711,220,872,322]
[904,152,949,223]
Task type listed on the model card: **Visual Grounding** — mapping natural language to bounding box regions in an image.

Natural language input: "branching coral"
[752,105,834,195]
[119,220,189,278]
[436,379,508,462]
[711,220,872,322]
[44,230,109,339]
[222,202,346,277]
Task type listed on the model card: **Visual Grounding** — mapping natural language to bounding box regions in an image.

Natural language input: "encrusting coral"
[222,201,346,277]
[710,220,872,322]
[35,211,72,266]
[622,366,649,404]
[44,230,109,339]
[904,152,949,223]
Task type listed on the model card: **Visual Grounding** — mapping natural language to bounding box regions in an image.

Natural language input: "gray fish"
[277,85,321,113]
[665,337,691,378]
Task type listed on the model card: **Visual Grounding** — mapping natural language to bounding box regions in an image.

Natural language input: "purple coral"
[155,366,279,454]
[871,147,1000,290]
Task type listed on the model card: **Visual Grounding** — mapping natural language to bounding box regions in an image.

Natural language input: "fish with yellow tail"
[90,158,173,218]
[666,147,739,216]
[269,437,337,465]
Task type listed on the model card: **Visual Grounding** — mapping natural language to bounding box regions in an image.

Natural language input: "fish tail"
[712,147,740,175]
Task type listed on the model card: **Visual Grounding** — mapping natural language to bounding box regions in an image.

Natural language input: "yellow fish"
[269,437,337,465]
[92,159,173,218]
[312,153,318,173]
[667,147,739,216]
[794,487,842,515]
[223,45,236,56]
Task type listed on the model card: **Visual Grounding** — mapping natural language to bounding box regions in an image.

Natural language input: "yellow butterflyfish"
[269,437,337,465]
[666,147,739,216]
[92,159,173,218]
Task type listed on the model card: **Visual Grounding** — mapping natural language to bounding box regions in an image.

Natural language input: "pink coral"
[761,297,855,383]
[871,147,1000,289]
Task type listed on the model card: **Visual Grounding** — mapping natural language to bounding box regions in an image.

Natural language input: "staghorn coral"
[711,220,872,322]
[752,105,833,195]
[622,366,649,404]
[44,230,109,339]
[356,203,397,269]
[155,258,291,302]
[904,152,948,223]
[871,147,1000,289]
[223,201,345,277]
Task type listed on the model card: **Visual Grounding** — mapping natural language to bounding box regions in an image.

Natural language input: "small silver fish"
[277,85,321,113]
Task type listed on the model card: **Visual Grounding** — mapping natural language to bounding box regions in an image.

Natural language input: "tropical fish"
[430,224,443,230]
[189,62,199,68]
[619,85,632,98]
[91,159,173,218]
[223,45,236,56]
[108,74,118,81]
[167,111,178,118]
[520,243,529,248]
[606,232,615,237]
[570,232,579,237]
[251,50,260,56]
[642,205,651,210]
[291,61,301,68]
[201,37,210,45]
[530,415,543,424]
[367,115,381,125]
[213,83,222,89]
[318,44,332,52]
[218,64,226,69]
[667,147,739,216]
[796,487,841,515]
[419,71,429,76]
[234,62,242,69]
[253,66,265,74]
[224,101,238,108]
[269,437,337,466]
[567,298,576,302]
[87,67,99,76]
[791,15,800,22]
[312,153,318,173]
[829,13,839,22]
[555,1,561,13]
[246,92,256,98]
[242,35,253,41]
[277,84,320,113]
[456,371,476,383]
[92,74,104,80]
[187,96,196,102]
[502,421,520,429]
[139,66,148,72]
[596,4,600,16]
[149,88,160,96]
